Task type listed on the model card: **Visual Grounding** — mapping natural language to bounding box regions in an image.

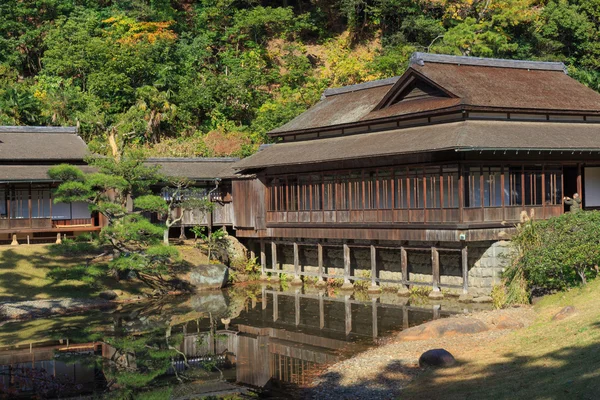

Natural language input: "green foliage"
[491,284,508,309]
[507,211,600,293]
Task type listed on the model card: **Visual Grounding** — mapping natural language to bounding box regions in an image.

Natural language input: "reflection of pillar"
[433,304,441,320]
[462,245,469,294]
[371,297,378,339]
[273,291,279,322]
[401,246,408,283]
[319,291,325,329]
[345,295,352,336]
[295,289,300,326]
[261,285,267,310]
[402,307,409,329]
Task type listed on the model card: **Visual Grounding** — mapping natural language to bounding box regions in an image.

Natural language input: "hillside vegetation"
[2,0,600,156]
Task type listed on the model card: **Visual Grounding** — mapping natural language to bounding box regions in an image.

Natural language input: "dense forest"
[1,0,600,157]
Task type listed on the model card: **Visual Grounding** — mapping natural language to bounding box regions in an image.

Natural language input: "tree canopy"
[2,0,600,156]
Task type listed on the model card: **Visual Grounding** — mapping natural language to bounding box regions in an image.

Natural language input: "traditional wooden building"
[0,126,99,243]
[231,53,600,296]
[145,157,238,235]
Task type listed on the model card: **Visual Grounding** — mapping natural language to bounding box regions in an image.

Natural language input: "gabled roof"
[145,158,240,180]
[236,120,600,170]
[0,165,96,182]
[0,126,88,161]
[269,53,600,136]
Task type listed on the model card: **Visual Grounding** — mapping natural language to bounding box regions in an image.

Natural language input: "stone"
[472,295,493,303]
[398,318,488,341]
[397,285,410,297]
[291,277,303,286]
[340,281,354,291]
[190,292,228,315]
[184,263,229,291]
[367,284,381,294]
[552,306,578,321]
[419,349,456,368]
[315,280,327,288]
[98,290,118,300]
[428,290,444,300]
[493,315,524,330]
[458,293,474,303]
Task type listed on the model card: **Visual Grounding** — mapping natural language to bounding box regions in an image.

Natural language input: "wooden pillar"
[462,245,469,294]
[371,297,378,339]
[401,246,408,283]
[577,163,582,197]
[271,241,277,272]
[273,292,279,322]
[431,246,440,291]
[341,243,353,289]
[316,243,326,287]
[291,242,302,285]
[370,245,378,288]
[260,240,267,278]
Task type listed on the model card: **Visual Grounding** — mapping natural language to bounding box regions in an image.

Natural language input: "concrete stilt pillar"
[11,234,19,246]
[368,244,381,293]
[315,243,327,288]
[291,242,303,286]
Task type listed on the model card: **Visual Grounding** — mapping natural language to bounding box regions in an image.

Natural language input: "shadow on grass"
[304,340,600,400]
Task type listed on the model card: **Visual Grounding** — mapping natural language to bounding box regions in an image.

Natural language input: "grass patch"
[0,244,148,301]
[402,279,600,399]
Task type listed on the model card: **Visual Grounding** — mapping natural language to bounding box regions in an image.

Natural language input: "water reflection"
[0,285,490,398]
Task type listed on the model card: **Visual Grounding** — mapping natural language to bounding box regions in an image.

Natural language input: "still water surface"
[0,285,489,399]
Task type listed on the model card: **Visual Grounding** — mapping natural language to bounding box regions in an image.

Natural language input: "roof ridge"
[410,52,567,73]
[0,126,78,133]
[322,76,400,98]
[146,157,240,162]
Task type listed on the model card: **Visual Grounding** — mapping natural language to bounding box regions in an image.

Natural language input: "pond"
[0,285,490,399]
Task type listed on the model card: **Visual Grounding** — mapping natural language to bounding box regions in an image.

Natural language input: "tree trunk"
[163,229,169,246]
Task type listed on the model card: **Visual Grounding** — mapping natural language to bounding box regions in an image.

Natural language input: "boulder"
[493,314,525,330]
[458,293,474,303]
[419,349,456,368]
[98,290,118,300]
[552,306,577,321]
[428,291,444,300]
[185,264,229,291]
[398,318,488,341]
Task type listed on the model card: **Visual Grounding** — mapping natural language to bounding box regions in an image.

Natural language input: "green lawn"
[403,279,600,399]
[0,244,148,301]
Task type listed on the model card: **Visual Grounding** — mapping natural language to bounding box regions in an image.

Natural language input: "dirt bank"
[305,307,536,400]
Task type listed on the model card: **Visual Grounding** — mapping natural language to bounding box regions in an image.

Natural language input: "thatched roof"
[0,126,87,161]
[145,158,240,180]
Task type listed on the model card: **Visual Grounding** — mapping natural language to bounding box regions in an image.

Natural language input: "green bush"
[507,211,600,292]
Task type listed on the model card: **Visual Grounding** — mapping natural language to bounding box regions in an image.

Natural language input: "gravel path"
[0,298,114,320]
[305,307,535,400]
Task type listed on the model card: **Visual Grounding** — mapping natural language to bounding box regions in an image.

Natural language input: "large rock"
[552,306,577,321]
[419,349,456,368]
[185,264,229,291]
[493,314,525,330]
[98,290,118,300]
[190,292,228,315]
[398,318,488,341]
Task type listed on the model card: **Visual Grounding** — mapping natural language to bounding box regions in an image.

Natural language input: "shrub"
[506,211,600,293]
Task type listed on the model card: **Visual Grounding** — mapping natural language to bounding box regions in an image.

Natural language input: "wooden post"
[316,243,326,287]
[271,241,277,272]
[260,240,267,280]
[401,246,408,283]
[342,243,353,289]
[291,242,302,285]
[370,245,377,287]
[431,246,440,291]
[462,245,469,294]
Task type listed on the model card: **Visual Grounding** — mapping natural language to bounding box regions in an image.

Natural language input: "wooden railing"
[267,204,563,225]
[0,218,94,231]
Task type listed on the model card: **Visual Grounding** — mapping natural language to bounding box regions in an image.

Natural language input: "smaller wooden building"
[0,126,99,243]
[145,157,239,235]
